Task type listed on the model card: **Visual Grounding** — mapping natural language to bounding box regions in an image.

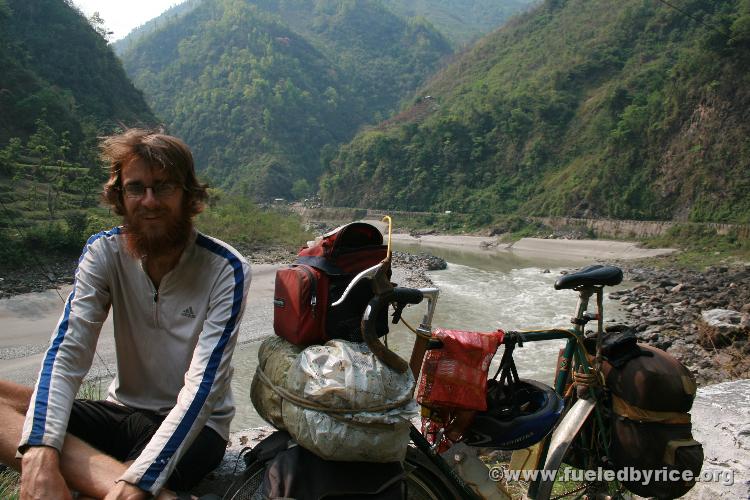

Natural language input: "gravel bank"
[0,259,78,299]
[609,263,750,385]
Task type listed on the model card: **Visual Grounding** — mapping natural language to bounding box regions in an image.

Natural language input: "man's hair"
[101,129,208,216]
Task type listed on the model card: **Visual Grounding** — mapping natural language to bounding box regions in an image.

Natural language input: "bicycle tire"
[405,447,466,500]
[220,447,461,500]
[221,459,265,500]
[535,398,596,500]
[535,399,626,500]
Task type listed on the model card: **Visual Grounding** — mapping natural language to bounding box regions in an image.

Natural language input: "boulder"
[697,309,750,348]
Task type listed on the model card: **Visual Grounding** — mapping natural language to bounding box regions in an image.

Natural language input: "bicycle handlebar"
[391,287,425,305]
[361,287,438,374]
[331,262,384,307]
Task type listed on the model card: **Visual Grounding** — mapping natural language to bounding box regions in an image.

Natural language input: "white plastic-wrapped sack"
[250,336,304,429]
[282,340,418,462]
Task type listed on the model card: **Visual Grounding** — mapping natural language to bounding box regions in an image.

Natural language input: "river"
[229,242,629,431]
[0,240,631,431]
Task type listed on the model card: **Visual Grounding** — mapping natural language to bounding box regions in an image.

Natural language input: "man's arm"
[20,447,72,500]
[119,247,250,495]
[17,232,113,495]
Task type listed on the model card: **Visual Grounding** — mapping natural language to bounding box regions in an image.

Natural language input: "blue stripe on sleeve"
[27,227,121,445]
[138,234,244,490]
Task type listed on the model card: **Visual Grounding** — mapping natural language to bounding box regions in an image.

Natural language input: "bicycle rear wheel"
[221,459,265,500]
[221,447,460,500]
[534,398,625,500]
[405,447,465,500]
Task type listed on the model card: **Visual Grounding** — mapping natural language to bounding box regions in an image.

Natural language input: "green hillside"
[0,0,158,267]
[0,0,155,159]
[382,0,536,46]
[246,0,453,117]
[119,0,452,200]
[321,0,750,223]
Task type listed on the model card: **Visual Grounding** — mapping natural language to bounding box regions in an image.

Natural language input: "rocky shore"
[0,247,447,298]
[0,259,78,299]
[609,263,750,385]
[391,250,447,288]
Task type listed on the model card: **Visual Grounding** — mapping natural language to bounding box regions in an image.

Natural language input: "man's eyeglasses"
[121,182,181,199]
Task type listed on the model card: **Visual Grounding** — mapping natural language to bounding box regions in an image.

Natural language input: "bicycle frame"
[333,256,618,499]
[408,285,612,500]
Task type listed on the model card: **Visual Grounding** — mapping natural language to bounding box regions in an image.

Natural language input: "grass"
[0,379,108,499]
[0,467,20,499]
[196,196,312,249]
[76,377,108,400]
[641,224,750,270]
[381,212,557,239]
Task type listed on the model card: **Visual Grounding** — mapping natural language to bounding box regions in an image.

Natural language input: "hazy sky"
[72,0,188,42]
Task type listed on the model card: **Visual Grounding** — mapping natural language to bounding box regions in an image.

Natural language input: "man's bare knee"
[0,380,33,414]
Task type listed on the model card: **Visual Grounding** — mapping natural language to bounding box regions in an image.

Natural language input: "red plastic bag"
[416,328,504,412]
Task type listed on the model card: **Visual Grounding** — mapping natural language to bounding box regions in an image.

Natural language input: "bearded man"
[0,129,251,499]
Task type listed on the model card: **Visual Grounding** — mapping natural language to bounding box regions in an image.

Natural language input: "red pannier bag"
[416,328,505,411]
[273,264,327,346]
[273,222,388,346]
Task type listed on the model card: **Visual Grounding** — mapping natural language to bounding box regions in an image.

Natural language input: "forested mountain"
[112,0,202,55]
[113,0,536,53]
[321,0,750,223]
[239,0,453,117]
[119,0,452,200]
[0,0,155,161]
[0,0,157,267]
[382,0,536,46]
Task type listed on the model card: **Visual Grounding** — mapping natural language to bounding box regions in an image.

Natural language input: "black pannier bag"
[232,431,406,500]
[273,222,390,345]
[602,329,703,499]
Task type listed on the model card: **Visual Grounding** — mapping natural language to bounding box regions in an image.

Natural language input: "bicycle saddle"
[554,264,623,290]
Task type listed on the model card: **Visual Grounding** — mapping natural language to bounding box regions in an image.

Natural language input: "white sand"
[391,234,675,261]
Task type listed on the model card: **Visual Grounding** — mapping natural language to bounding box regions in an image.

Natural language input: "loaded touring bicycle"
[225,218,702,500]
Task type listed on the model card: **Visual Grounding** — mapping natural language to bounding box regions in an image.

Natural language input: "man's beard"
[123,206,193,259]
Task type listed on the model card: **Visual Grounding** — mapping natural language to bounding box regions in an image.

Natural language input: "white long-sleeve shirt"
[18,227,251,494]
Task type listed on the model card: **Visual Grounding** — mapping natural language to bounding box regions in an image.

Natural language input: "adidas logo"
[181,306,196,319]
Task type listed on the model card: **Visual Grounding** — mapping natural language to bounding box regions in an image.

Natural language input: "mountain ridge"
[320,0,750,223]
[118,0,454,199]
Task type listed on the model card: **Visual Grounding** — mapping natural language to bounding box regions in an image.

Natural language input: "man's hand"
[20,446,73,500]
[103,481,150,500]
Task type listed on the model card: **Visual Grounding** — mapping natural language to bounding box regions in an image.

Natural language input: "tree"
[89,11,113,41]
[27,118,58,171]
[0,137,22,175]
[291,178,313,199]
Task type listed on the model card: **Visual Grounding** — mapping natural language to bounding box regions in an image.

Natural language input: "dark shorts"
[67,400,227,491]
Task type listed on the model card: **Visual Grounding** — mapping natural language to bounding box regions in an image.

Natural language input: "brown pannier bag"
[603,341,703,499]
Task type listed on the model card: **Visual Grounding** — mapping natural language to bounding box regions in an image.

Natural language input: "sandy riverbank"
[391,233,676,261]
[0,263,281,384]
